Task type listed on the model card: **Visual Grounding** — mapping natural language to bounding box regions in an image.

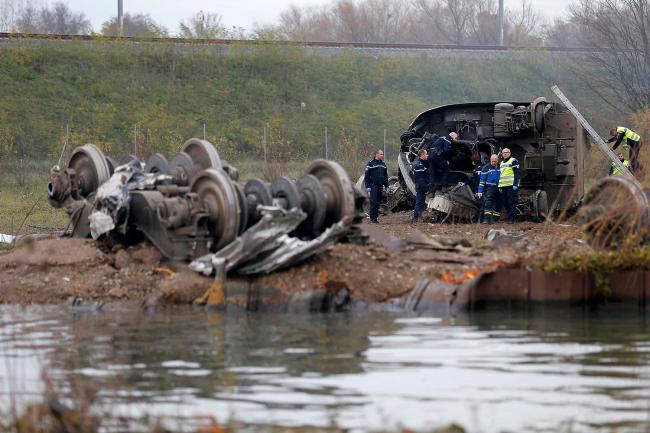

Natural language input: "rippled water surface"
[1,306,650,432]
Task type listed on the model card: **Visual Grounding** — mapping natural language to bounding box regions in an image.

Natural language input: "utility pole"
[498,0,504,47]
[118,0,124,36]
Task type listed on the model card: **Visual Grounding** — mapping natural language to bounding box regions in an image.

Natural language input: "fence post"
[203,123,206,140]
[383,129,387,160]
[57,124,70,168]
[133,124,138,157]
[324,127,328,159]
[263,125,267,163]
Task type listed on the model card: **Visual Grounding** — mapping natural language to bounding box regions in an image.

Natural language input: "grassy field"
[0,167,68,237]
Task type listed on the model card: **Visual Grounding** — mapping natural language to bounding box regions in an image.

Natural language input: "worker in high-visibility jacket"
[477,154,501,224]
[498,148,520,224]
[608,126,642,172]
[609,152,630,176]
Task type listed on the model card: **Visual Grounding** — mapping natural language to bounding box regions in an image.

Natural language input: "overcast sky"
[59,0,572,34]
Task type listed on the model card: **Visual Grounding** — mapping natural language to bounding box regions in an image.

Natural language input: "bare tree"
[280,5,336,41]
[179,11,227,39]
[542,18,584,48]
[414,0,472,44]
[0,0,27,31]
[362,0,413,43]
[415,0,502,45]
[331,0,372,42]
[506,0,541,46]
[571,0,650,112]
[468,0,499,45]
[274,0,540,46]
[102,13,168,37]
[9,1,90,34]
[14,3,37,32]
[37,2,90,34]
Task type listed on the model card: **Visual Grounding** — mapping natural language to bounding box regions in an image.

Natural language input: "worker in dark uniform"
[428,131,458,194]
[410,149,429,223]
[478,154,500,224]
[470,153,484,193]
[609,152,630,176]
[498,148,520,224]
[364,149,388,224]
[608,126,642,172]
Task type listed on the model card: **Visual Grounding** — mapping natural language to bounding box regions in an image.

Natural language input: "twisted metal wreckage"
[371,95,590,223]
[48,138,365,277]
[44,86,650,312]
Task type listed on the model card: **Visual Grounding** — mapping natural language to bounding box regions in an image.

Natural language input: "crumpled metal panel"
[189,206,307,276]
[88,161,172,239]
[236,221,349,275]
[190,205,349,276]
[88,167,134,239]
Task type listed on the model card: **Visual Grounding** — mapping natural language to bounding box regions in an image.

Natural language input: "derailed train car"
[47,139,362,273]
[396,97,589,221]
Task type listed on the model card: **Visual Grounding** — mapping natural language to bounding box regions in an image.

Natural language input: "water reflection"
[1,306,649,432]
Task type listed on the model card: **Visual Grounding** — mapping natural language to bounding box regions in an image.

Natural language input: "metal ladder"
[551,85,633,177]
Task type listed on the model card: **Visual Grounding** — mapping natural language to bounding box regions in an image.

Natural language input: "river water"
[1,305,649,432]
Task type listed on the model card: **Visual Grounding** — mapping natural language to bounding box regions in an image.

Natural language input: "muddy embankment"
[0,212,592,311]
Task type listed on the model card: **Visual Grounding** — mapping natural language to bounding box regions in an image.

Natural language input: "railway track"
[0,31,604,54]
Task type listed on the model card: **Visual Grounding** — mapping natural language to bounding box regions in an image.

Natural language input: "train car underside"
[392,97,587,222]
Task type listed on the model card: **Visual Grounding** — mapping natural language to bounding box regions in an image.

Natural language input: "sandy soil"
[0,212,586,306]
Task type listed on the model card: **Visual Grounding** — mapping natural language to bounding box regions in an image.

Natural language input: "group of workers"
[409,146,520,224]
[363,125,643,224]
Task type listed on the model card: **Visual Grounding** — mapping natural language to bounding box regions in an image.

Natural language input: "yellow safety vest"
[499,157,516,187]
[616,126,641,150]
[611,159,630,175]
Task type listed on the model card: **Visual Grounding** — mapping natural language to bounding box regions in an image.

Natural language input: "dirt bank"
[0,213,585,306]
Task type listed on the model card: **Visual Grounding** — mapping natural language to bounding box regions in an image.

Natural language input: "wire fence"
[0,123,400,187]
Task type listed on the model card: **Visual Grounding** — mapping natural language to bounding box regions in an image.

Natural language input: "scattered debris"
[407,228,472,252]
[485,229,525,243]
[358,222,407,252]
[152,267,176,276]
[0,233,15,244]
[67,296,104,312]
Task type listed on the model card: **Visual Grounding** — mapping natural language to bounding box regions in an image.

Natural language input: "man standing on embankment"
[365,149,388,224]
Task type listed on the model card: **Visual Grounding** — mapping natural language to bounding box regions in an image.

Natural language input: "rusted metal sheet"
[409,279,469,316]
[608,271,645,304]
[191,267,650,316]
[470,269,530,303]
[529,270,587,303]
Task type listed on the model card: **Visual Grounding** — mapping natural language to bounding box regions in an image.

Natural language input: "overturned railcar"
[398,98,588,220]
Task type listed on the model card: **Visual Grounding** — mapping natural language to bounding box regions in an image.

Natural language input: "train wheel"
[181,138,222,172]
[68,144,111,198]
[190,168,240,251]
